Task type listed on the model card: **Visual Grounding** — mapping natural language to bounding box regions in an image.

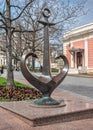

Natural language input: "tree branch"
[13,26,44,33]
[0,26,6,30]
[0,18,7,27]
[11,0,34,21]
[0,12,6,20]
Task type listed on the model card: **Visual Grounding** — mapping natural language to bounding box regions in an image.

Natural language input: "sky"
[0,0,93,29]
[72,0,93,28]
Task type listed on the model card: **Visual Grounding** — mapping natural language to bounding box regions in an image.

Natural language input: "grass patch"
[52,68,59,73]
[0,77,31,88]
[0,77,6,87]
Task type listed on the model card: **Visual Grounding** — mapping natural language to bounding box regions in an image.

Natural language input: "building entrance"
[77,52,83,68]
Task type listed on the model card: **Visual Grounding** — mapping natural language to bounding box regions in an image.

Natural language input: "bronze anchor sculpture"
[21,8,69,106]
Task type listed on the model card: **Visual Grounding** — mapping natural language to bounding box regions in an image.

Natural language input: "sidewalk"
[0,71,93,129]
[0,88,93,129]
[0,106,93,130]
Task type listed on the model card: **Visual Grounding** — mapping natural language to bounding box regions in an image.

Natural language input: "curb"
[68,74,93,78]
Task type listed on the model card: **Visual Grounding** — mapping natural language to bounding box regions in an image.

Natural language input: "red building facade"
[63,23,93,73]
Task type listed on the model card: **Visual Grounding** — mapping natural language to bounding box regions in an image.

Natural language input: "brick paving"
[0,107,32,130]
[0,89,93,130]
[0,107,93,130]
[0,74,93,129]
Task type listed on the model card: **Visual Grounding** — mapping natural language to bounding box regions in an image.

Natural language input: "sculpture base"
[33,96,66,107]
[0,90,93,127]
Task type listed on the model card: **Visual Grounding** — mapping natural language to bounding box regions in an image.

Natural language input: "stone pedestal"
[0,90,93,127]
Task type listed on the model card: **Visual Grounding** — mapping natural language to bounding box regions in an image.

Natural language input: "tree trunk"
[6,0,15,89]
[32,57,35,70]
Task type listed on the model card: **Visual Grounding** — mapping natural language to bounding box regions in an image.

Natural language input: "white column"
[82,52,84,67]
[63,43,67,55]
[71,43,74,67]
[84,39,88,67]
[75,52,77,68]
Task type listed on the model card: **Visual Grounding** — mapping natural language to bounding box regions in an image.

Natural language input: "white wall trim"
[84,39,88,68]
[70,43,74,67]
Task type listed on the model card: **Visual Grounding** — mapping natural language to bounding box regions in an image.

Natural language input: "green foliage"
[30,68,40,72]
[52,68,59,73]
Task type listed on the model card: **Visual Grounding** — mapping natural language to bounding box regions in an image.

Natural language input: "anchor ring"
[42,8,51,18]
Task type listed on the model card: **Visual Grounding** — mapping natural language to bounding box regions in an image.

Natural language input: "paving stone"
[0,77,93,130]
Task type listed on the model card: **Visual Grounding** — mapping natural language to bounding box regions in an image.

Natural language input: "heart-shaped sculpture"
[20,52,69,106]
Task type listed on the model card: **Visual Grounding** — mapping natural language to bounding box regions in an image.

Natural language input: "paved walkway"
[0,102,93,130]
[0,91,93,130]
[0,71,93,129]
[1,106,93,130]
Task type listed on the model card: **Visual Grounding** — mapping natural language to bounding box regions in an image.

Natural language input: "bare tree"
[0,0,87,85]
[11,0,87,75]
[13,1,44,70]
[0,0,34,89]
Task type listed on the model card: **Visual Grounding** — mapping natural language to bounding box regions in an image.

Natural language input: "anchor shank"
[42,18,51,76]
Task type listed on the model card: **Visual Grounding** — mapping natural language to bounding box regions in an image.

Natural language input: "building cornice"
[63,22,93,42]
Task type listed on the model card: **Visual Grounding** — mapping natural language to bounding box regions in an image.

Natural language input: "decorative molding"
[63,22,93,43]
[84,39,88,68]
